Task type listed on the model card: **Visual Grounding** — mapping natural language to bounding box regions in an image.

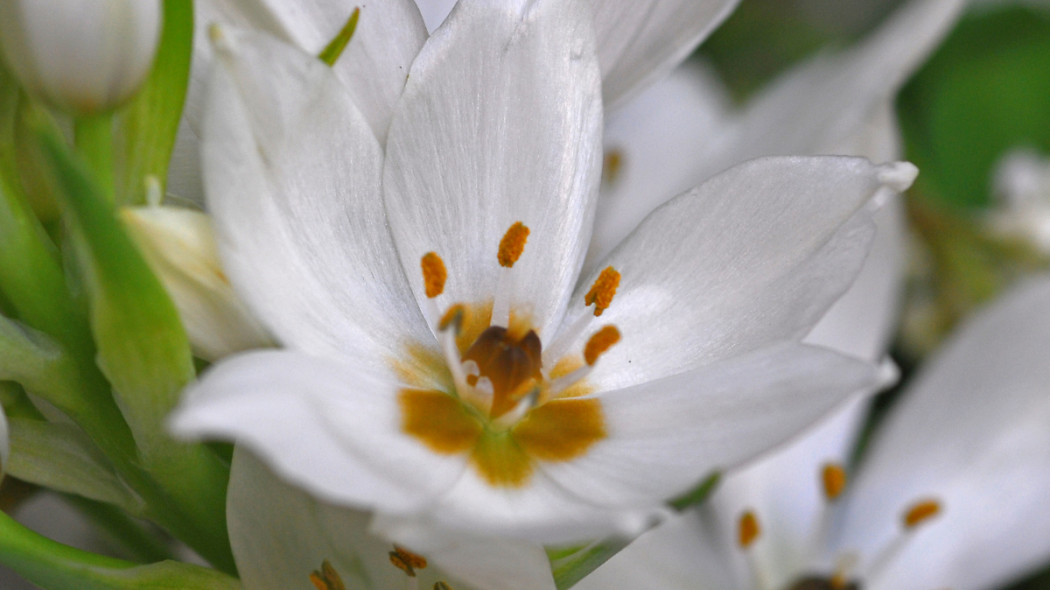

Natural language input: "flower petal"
[572,510,739,590]
[170,350,466,513]
[383,0,603,339]
[587,0,740,107]
[202,28,432,360]
[587,0,961,265]
[832,276,1050,590]
[537,343,886,509]
[564,156,914,390]
[227,449,465,590]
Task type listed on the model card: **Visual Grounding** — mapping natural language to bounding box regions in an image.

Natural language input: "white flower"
[988,147,1050,254]
[576,275,1050,590]
[0,0,161,114]
[170,0,915,544]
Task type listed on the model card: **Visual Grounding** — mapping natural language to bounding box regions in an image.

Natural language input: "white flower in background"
[577,275,1050,590]
[988,147,1050,253]
[0,0,161,114]
[121,202,274,361]
[170,0,915,546]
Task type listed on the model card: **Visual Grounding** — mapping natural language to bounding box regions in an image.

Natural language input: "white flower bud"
[121,204,275,361]
[0,0,162,114]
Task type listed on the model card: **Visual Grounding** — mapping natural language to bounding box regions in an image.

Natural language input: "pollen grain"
[498,222,530,267]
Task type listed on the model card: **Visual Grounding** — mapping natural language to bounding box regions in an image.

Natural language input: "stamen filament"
[737,510,770,590]
[862,497,943,586]
[437,310,474,402]
[808,463,849,558]
[491,387,540,428]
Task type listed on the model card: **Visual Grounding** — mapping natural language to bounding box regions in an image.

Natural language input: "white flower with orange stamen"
[170,0,915,545]
[577,276,1050,590]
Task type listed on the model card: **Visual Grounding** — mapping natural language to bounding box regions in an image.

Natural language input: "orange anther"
[309,560,346,590]
[584,267,621,316]
[903,499,942,529]
[603,149,624,186]
[583,325,620,365]
[389,545,428,577]
[434,583,454,590]
[498,222,530,268]
[822,463,848,501]
[738,510,761,549]
[421,252,447,298]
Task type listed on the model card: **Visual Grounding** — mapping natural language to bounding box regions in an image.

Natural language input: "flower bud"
[0,0,162,114]
[121,204,274,361]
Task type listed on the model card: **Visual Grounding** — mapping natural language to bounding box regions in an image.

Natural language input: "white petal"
[383,0,603,339]
[170,351,466,513]
[589,62,732,270]
[202,28,432,362]
[227,449,462,590]
[121,205,274,361]
[587,0,740,107]
[537,343,884,509]
[588,0,961,265]
[565,156,914,390]
[833,276,1050,590]
[573,510,740,590]
[193,0,425,141]
[414,0,458,32]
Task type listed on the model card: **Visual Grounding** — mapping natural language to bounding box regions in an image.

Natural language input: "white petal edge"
[536,342,888,509]
[587,0,741,108]
[170,350,467,513]
[562,156,915,391]
[383,0,603,339]
[227,449,463,590]
[202,28,433,362]
[833,275,1050,590]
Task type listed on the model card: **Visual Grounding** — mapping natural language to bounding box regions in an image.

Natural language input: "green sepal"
[30,109,235,572]
[318,8,361,66]
[548,538,631,590]
[114,0,194,206]
[0,509,240,590]
[668,471,722,511]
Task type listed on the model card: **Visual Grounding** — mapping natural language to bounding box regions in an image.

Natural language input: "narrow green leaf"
[114,0,194,206]
[668,471,722,511]
[31,110,235,572]
[318,8,361,66]
[0,509,241,590]
[548,538,630,590]
[7,417,142,512]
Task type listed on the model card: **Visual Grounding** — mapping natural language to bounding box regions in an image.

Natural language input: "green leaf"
[113,0,194,206]
[318,8,361,66]
[7,417,142,512]
[31,110,235,572]
[0,508,241,590]
[548,539,631,590]
[899,5,1050,208]
[668,471,722,511]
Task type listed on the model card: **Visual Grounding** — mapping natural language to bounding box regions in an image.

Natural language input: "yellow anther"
[822,463,848,501]
[583,325,620,365]
[421,252,447,298]
[603,149,624,186]
[389,545,428,577]
[439,304,465,332]
[309,560,346,590]
[903,499,942,529]
[584,267,621,316]
[738,510,761,549]
[498,222,530,268]
[434,583,454,590]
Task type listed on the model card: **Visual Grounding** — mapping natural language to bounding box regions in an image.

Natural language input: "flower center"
[397,222,621,488]
[736,463,943,590]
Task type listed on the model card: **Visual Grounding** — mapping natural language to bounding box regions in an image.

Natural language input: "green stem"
[73,113,114,202]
